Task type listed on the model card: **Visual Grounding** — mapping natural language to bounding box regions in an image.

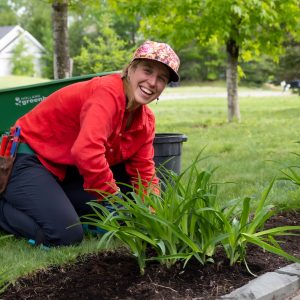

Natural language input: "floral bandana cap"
[132,40,180,83]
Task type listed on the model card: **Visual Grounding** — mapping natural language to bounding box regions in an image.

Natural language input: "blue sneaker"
[28,239,50,250]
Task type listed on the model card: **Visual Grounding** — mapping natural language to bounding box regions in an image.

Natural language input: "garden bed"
[2,211,300,300]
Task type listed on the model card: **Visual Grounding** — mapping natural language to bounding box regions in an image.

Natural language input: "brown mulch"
[2,211,300,300]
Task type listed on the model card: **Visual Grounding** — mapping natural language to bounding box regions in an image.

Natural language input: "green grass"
[163,81,282,94]
[0,76,50,90]
[0,79,299,290]
[0,236,101,286]
[151,94,300,209]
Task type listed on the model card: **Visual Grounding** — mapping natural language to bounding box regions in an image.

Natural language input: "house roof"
[0,25,45,53]
[0,25,16,39]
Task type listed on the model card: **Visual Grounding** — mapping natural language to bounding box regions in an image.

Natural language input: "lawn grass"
[0,76,50,90]
[0,236,101,283]
[151,94,300,209]
[0,78,299,288]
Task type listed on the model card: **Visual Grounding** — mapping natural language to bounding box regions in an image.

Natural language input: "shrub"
[11,39,35,76]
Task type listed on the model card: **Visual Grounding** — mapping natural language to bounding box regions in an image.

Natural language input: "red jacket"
[16,74,159,196]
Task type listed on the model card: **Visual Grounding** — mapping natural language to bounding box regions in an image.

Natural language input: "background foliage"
[11,39,35,76]
[2,0,300,83]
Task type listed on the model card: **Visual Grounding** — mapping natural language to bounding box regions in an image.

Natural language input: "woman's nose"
[147,75,157,86]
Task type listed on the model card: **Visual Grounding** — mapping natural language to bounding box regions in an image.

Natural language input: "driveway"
[160,90,293,100]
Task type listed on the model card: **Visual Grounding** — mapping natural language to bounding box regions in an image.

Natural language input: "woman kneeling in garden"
[0,40,180,247]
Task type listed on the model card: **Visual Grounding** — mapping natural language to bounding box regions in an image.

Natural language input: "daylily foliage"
[82,153,300,274]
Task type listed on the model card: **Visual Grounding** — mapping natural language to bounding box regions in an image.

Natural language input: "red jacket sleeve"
[125,112,160,195]
[70,82,122,195]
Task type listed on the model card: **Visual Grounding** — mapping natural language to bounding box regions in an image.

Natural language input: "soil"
[2,211,300,300]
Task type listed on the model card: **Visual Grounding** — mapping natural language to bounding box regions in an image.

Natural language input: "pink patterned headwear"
[131,40,180,83]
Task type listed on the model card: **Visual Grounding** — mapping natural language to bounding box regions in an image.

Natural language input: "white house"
[0,25,45,77]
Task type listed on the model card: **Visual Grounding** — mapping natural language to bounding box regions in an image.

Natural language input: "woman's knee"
[60,226,84,246]
[45,224,84,246]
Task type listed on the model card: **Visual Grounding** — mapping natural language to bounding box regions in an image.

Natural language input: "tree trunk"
[226,38,240,122]
[52,0,70,79]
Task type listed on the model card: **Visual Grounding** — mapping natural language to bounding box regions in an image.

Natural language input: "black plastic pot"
[153,133,188,179]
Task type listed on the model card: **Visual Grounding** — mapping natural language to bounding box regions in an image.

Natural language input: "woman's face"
[127,60,170,107]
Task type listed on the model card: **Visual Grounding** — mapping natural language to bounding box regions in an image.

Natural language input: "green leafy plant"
[218,178,300,275]
[81,153,300,275]
[279,142,300,186]
[82,195,157,274]
[84,156,224,272]
[155,156,227,263]
[73,27,132,74]
[82,190,207,274]
[81,154,228,273]
[11,39,35,77]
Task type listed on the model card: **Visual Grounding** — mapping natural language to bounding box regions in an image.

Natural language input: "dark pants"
[0,154,131,246]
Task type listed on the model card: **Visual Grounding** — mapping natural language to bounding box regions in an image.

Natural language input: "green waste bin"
[0,71,116,134]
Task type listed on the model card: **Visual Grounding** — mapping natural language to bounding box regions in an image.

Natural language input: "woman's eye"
[159,76,168,84]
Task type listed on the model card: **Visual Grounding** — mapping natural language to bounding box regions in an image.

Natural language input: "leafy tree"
[13,0,71,79]
[240,55,277,86]
[109,0,142,46]
[68,1,115,74]
[111,0,300,122]
[74,27,132,74]
[179,40,226,82]
[51,0,137,78]
[8,0,53,78]
[8,0,139,78]
[276,39,300,82]
[51,0,138,78]
[0,1,18,26]
[68,0,139,75]
[11,39,35,76]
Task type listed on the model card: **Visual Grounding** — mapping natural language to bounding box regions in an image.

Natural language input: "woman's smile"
[127,60,170,108]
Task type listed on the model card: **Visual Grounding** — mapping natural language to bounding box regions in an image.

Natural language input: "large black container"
[153,133,188,178]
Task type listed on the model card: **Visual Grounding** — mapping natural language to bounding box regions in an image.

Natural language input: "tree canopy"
[4,0,300,94]
[110,0,300,121]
